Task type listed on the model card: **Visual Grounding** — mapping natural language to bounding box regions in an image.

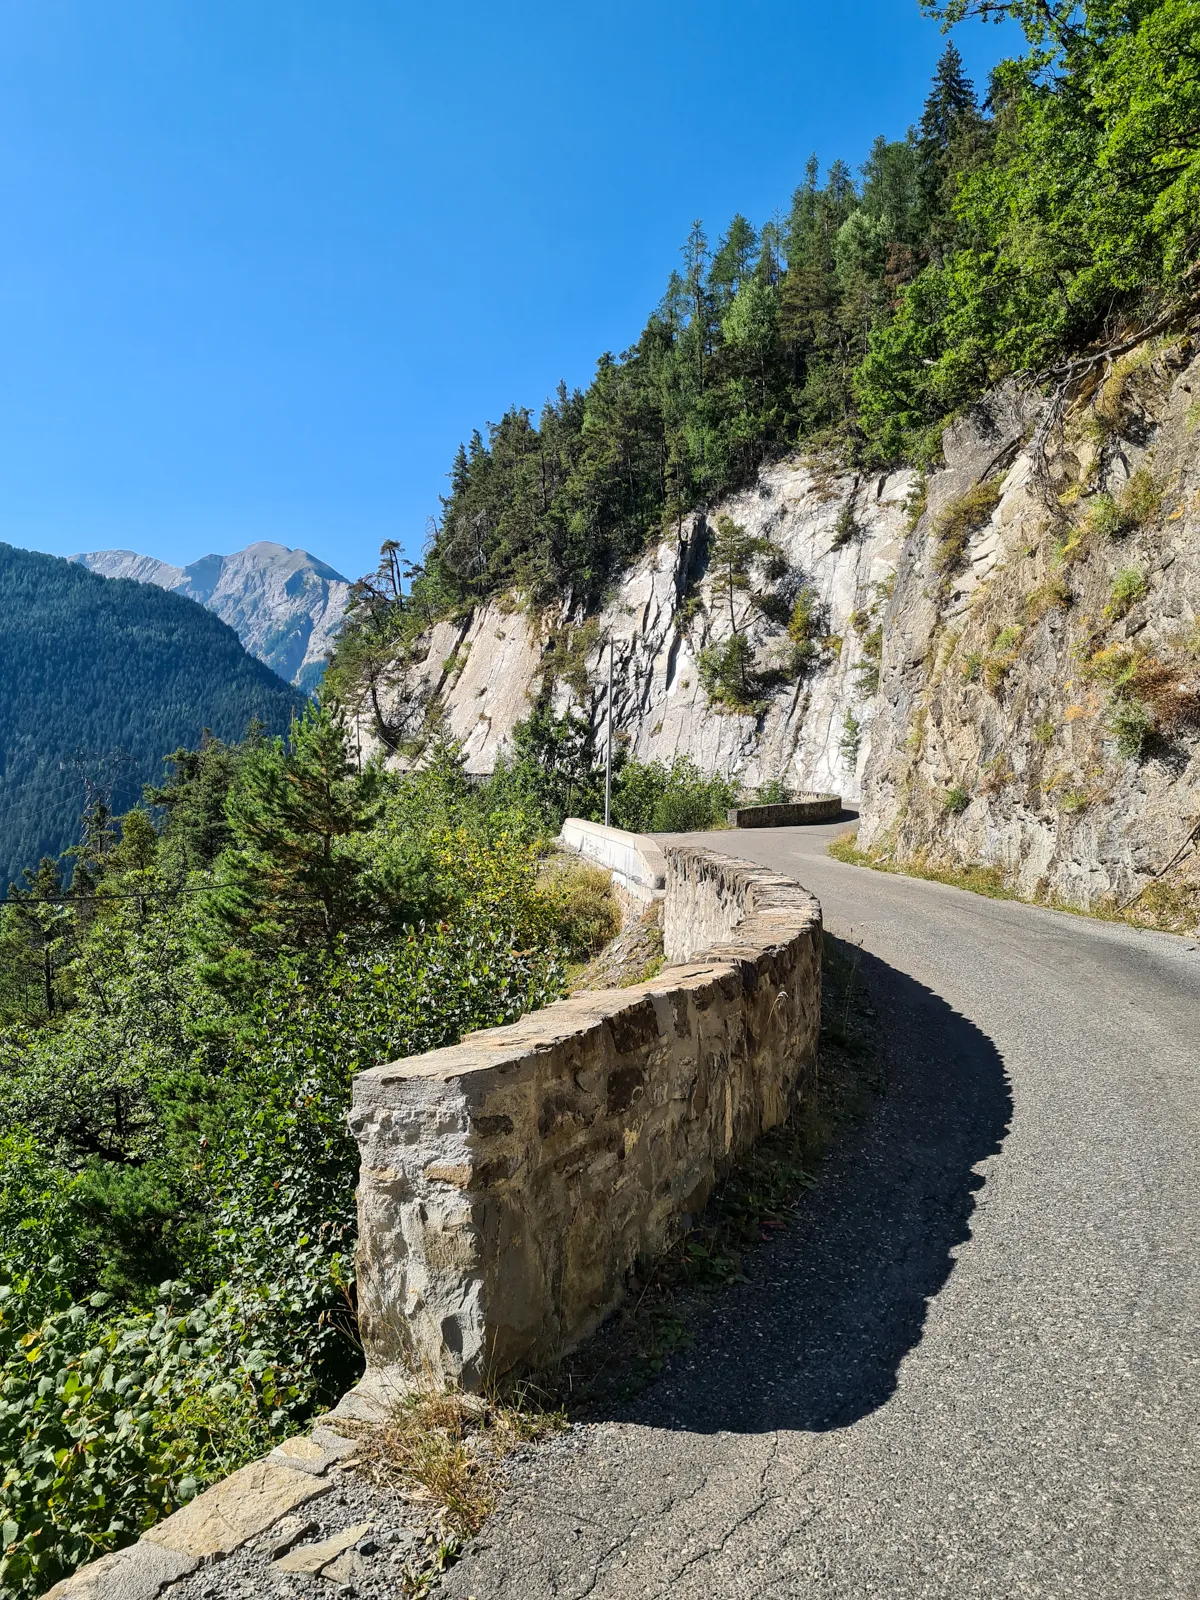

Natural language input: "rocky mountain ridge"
[71,541,350,690]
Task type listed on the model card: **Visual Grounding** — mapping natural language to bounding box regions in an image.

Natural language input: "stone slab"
[142,1460,333,1561]
[727,795,841,828]
[323,1547,371,1583]
[266,1515,319,1560]
[266,1426,359,1476]
[272,1522,372,1575]
[43,1541,197,1600]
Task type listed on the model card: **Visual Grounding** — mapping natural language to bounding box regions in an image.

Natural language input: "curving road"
[439,820,1200,1600]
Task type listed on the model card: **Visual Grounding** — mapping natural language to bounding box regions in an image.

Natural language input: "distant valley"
[70,540,350,690]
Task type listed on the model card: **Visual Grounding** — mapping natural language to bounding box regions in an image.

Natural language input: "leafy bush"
[0,712,584,1593]
[1108,694,1154,759]
[611,758,737,834]
[944,786,971,815]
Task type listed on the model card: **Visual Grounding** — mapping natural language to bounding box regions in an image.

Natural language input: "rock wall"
[859,334,1200,925]
[360,459,914,804]
[349,844,822,1393]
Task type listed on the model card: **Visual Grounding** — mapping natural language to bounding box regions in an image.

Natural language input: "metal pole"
[604,639,613,827]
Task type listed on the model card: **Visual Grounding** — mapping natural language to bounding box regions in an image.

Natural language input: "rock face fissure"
[349,843,822,1393]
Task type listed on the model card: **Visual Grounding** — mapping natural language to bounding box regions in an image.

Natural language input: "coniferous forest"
[2,3,1198,1593]
[0,544,305,891]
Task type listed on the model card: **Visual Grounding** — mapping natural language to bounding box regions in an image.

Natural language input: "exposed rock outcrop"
[361,460,914,805]
[71,541,349,690]
[353,330,1200,928]
[859,335,1200,927]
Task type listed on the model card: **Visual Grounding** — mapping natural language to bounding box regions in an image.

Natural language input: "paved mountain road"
[438,822,1200,1600]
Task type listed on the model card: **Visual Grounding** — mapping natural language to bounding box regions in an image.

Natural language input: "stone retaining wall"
[727,794,842,828]
[350,843,822,1395]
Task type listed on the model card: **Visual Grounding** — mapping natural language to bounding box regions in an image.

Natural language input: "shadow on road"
[614,945,1012,1436]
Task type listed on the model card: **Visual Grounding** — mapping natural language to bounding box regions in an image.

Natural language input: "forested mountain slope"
[72,541,350,690]
[0,544,304,888]
[330,0,1200,929]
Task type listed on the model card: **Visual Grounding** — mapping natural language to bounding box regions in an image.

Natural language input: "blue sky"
[0,0,1020,584]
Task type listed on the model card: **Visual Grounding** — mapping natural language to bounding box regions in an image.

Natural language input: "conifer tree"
[916,42,984,249]
[198,705,385,975]
[1,858,70,1017]
[710,215,759,305]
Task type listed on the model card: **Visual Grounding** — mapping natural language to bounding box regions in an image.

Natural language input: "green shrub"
[943,786,971,815]
[611,758,736,834]
[1084,472,1161,543]
[853,627,883,694]
[698,634,759,712]
[1118,469,1160,528]
[537,860,620,958]
[787,588,821,646]
[1108,694,1154,759]
[1106,566,1149,619]
[839,711,862,767]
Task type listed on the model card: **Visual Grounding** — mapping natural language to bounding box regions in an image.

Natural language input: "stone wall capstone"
[349,843,822,1395]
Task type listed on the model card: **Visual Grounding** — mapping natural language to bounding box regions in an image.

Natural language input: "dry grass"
[1132,658,1200,733]
[347,1388,565,1546]
[931,480,1003,577]
[830,833,1015,902]
[829,830,1200,933]
[1024,575,1072,624]
[538,855,621,958]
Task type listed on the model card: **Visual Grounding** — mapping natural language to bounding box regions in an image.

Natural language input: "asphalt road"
[439,821,1200,1600]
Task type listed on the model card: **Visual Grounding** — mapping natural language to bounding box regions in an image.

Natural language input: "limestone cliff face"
[859,336,1200,925]
[72,542,349,690]
[360,459,914,805]
[358,331,1200,925]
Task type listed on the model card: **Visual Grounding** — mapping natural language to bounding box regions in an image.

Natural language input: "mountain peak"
[72,542,350,690]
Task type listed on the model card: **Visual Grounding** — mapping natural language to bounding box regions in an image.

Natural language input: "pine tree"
[916,42,985,250]
[199,705,385,974]
[146,733,244,873]
[1,858,71,1018]
[710,215,759,306]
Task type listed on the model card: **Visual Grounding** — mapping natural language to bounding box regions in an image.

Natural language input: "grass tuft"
[931,480,1003,578]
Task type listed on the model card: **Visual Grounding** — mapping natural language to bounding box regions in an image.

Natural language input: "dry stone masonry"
[350,842,822,1396]
[47,842,822,1600]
